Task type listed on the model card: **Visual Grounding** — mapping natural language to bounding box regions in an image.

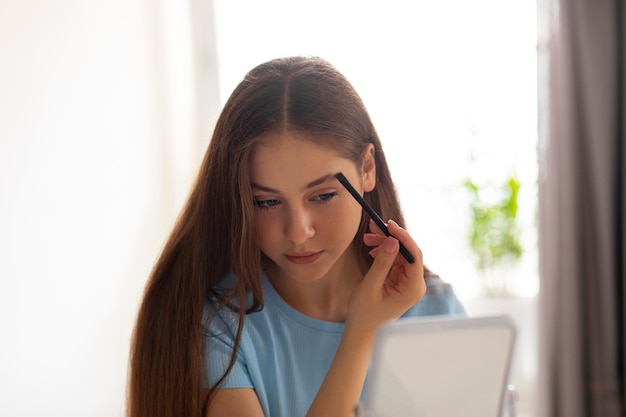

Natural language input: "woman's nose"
[284,206,315,244]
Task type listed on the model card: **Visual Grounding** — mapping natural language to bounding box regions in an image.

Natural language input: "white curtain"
[0,1,218,416]
[537,0,625,416]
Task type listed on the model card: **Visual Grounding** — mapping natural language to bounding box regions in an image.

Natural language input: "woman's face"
[249,131,375,284]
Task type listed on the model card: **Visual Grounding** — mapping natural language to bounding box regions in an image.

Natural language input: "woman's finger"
[386,220,423,267]
[362,236,400,288]
[367,218,422,267]
[368,218,386,236]
[363,233,385,247]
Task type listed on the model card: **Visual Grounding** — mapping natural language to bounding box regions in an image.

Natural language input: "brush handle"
[335,173,415,264]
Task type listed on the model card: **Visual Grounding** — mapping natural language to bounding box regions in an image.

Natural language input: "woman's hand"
[346,219,426,334]
[306,219,425,417]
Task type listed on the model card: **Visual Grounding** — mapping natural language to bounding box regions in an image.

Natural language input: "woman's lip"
[284,251,323,264]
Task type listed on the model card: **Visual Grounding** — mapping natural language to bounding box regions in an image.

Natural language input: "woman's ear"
[361,143,376,192]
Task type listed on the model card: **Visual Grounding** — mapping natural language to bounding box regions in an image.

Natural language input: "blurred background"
[0,1,540,416]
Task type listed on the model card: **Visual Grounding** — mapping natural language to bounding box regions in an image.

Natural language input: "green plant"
[464,175,523,273]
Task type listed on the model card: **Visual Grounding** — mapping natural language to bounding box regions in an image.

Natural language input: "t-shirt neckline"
[261,271,346,334]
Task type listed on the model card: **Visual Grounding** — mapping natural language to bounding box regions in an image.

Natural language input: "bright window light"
[213,0,539,301]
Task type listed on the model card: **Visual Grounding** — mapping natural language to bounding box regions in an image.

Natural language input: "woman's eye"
[314,192,338,203]
[254,199,280,209]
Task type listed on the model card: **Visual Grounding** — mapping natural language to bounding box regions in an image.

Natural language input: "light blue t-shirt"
[202,273,465,417]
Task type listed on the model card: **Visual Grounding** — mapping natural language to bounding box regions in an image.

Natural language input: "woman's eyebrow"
[250,182,278,193]
[250,173,339,194]
[303,173,338,190]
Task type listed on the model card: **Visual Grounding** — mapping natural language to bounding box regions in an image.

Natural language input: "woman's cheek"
[254,212,277,246]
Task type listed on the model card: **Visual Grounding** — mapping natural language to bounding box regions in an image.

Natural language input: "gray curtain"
[537,0,625,416]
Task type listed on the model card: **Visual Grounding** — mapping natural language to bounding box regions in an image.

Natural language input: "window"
[213,2,538,415]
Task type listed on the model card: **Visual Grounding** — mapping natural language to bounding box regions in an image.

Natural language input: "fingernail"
[383,237,398,254]
[388,219,398,227]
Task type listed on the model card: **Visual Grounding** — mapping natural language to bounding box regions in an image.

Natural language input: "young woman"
[127,56,465,417]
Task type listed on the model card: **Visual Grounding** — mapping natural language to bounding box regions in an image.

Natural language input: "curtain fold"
[616,0,626,410]
[538,0,626,416]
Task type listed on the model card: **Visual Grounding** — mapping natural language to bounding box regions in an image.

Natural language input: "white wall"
[0,0,537,415]
[0,1,202,415]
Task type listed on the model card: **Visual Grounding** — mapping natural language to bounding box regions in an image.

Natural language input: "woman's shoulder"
[402,274,467,317]
[202,296,239,340]
[202,271,273,341]
[201,274,245,338]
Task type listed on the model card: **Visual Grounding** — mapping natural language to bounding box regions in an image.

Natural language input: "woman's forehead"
[251,130,342,160]
[249,132,358,191]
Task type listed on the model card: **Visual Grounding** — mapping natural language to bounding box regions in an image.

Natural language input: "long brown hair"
[127,56,414,417]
